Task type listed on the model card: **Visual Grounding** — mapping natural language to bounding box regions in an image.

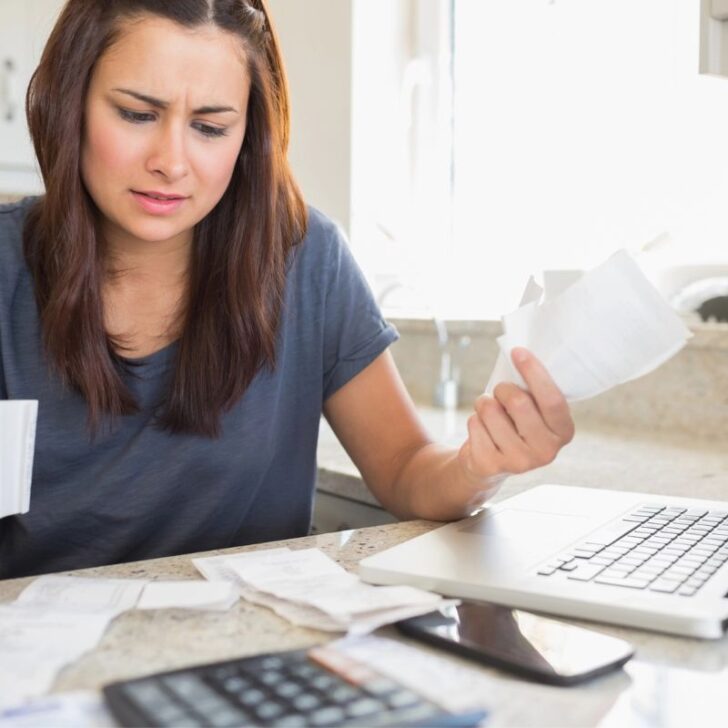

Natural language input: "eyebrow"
[112,88,238,115]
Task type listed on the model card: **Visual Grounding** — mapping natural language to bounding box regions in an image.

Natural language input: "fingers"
[510,347,575,442]
[462,395,536,477]
[459,350,574,485]
[491,382,562,467]
[474,395,531,465]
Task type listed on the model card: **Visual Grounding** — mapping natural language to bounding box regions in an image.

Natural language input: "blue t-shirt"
[0,199,397,578]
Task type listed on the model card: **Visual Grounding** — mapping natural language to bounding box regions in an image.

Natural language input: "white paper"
[489,250,692,401]
[137,580,238,611]
[16,575,147,617]
[238,587,348,631]
[223,548,453,634]
[331,635,492,713]
[192,547,291,585]
[0,400,38,518]
[344,600,462,636]
[485,277,543,395]
[0,604,115,708]
[0,691,115,728]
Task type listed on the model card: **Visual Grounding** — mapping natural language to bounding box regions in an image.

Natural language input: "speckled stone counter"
[317,407,728,510]
[1,519,728,726]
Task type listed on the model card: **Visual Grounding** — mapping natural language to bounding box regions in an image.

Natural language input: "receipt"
[136,581,238,611]
[0,604,116,708]
[15,575,146,617]
[196,547,455,634]
[487,250,692,400]
[0,400,38,519]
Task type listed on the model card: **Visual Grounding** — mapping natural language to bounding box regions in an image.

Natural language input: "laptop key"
[649,579,680,593]
[567,564,606,581]
[587,521,640,546]
[595,576,650,589]
[678,585,699,596]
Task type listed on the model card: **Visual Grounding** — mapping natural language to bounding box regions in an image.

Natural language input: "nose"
[146,120,190,183]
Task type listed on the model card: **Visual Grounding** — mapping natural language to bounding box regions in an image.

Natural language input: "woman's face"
[81,16,251,250]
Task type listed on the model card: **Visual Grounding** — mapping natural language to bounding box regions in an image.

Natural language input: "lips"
[133,190,187,201]
[131,190,189,215]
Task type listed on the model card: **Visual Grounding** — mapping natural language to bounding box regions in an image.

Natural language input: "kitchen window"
[354,0,728,320]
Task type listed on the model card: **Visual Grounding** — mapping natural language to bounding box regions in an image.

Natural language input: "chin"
[126,218,192,244]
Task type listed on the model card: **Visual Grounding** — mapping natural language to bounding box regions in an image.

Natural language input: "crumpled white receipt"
[486,250,692,401]
[194,547,456,634]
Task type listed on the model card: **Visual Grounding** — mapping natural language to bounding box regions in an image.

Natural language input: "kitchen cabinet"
[0,0,64,194]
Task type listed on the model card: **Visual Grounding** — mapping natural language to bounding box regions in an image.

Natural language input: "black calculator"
[103,644,488,727]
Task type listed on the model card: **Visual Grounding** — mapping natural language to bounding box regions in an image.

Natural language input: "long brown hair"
[23,0,307,437]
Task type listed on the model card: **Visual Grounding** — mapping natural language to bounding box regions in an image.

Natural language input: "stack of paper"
[0,574,240,709]
[486,250,692,401]
[0,400,38,519]
[0,577,147,709]
[194,547,456,634]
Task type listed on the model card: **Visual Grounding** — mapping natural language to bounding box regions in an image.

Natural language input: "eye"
[192,121,228,138]
[117,107,155,124]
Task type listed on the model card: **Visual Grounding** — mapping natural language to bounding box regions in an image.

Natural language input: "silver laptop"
[359,485,728,639]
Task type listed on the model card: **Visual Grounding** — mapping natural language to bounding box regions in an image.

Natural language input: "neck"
[102,223,192,287]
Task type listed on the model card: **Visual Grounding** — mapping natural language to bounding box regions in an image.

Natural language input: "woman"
[0,0,574,579]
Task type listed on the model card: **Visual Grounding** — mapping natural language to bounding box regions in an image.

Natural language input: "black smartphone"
[395,601,634,686]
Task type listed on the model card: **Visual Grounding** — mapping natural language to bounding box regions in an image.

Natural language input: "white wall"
[267,0,353,235]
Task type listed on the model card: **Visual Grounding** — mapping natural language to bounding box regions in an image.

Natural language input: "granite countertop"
[2,519,728,726]
[317,407,728,508]
[1,410,727,724]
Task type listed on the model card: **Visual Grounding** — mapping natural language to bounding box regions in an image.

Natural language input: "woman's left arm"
[323,347,575,521]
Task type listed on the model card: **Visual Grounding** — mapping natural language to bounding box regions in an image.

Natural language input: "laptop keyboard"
[537,504,728,596]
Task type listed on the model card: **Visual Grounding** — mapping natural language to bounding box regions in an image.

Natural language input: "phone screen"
[397,602,634,684]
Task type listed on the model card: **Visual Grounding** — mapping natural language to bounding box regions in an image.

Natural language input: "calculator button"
[310,673,337,690]
[205,706,248,727]
[123,681,171,708]
[239,687,266,706]
[290,663,317,679]
[260,671,284,686]
[122,683,195,726]
[292,693,321,711]
[387,689,421,709]
[330,684,360,703]
[275,681,303,698]
[276,716,309,727]
[309,706,346,725]
[255,701,285,721]
[221,676,249,693]
[260,656,285,670]
[345,697,384,717]
[152,704,189,726]
[161,674,203,696]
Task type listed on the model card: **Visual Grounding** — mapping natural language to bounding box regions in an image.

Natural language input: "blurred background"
[3,0,728,322]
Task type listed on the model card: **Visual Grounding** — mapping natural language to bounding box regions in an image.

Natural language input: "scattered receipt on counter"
[136,580,239,611]
[193,547,457,634]
[0,400,38,519]
[486,249,692,400]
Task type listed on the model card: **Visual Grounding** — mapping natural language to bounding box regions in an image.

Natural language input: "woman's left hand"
[458,347,574,490]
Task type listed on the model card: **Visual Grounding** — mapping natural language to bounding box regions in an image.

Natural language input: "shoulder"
[287,206,351,291]
[297,206,348,263]
[0,197,36,272]
[285,206,369,316]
